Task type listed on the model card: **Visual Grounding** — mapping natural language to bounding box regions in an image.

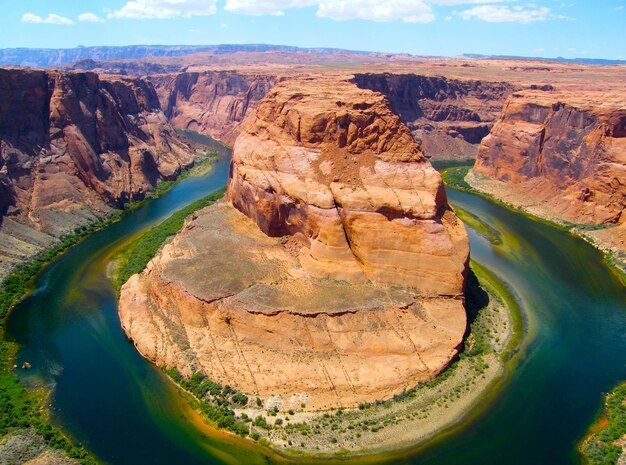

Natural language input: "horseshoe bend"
[118,77,471,412]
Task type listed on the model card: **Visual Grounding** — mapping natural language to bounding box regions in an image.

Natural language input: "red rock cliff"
[352,73,515,160]
[0,68,198,277]
[473,91,626,226]
[148,71,277,145]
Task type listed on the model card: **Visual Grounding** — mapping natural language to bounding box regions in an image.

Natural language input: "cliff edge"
[119,77,470,410]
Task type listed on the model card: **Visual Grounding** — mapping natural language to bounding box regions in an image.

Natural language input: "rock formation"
[0,68,198,279]
[227,78,469,293]
[352,73,515,160]
[470,90,626,260]
[119,78,469,411]
[148,71,277,145]
[472,92,625,223]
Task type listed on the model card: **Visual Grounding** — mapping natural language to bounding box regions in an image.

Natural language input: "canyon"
[0,68,199,280]
[118,77,470,410]
[145,70,517,159]
[0,46,624,463]
[469,89,626,265]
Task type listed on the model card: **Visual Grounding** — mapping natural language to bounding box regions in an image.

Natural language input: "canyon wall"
[0,68,198,279]
[352,73,515,160]
[148,71,277,145]
[473,91,625,225]
[119,78,470,410]
[148,71,514,158]
[470,91,626,259]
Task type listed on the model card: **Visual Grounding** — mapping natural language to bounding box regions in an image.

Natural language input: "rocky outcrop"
[352,73,515,160]
[148,71,277,145]
[0,68,198,279]
[119,78,469,410]
[228,78,469,293]
[473,91,626,226]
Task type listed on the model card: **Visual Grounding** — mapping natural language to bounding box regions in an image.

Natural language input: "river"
[5,149,625,465]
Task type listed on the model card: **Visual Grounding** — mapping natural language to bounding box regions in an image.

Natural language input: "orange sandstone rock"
[119,78,470,410]
[227,78,469,294]
[474,91,626,227]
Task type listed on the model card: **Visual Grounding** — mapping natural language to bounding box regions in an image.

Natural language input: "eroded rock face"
[473,91,626,226]
[119,78,470,410]
[149,71,277,145]
[120,202,467,410]
[0,68,197,279]
[228,78,469,294]
[352,73,516,160]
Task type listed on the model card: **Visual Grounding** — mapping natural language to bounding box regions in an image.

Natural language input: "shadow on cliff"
[464,268,490,328]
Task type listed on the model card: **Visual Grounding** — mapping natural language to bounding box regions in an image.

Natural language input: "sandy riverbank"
[465,171,626,280]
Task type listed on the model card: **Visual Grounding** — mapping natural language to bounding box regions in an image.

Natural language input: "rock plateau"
[119,78,470,411]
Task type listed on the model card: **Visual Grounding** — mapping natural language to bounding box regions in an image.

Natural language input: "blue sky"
[1,0,625,59]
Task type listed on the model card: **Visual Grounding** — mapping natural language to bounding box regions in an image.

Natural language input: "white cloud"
[225,0,436,22]
[317,0,435,22]
[78,12,105,22]
[615,5,625,10]
[533,48,545,52]
[22,13,74,25]
[458,5,551,23]
[109,0,218,19]
[225,0,316,16]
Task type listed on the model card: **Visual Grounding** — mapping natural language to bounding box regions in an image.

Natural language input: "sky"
[0,0,625,60]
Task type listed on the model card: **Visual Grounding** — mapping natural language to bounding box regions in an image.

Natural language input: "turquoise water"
[5,156,625,464]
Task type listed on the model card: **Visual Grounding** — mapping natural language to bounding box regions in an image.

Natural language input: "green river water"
[4,147,625,465]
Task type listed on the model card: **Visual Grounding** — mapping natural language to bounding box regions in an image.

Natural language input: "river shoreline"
[441,165,626,284]
[154,259,524,460]
[0,135,223,465]
[464,170,626,282]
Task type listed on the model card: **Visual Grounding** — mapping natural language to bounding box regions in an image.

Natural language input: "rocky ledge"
[119,78,469,411]
[471,90,626,260]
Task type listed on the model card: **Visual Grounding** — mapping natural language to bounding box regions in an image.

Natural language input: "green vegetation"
[115,187,226,291]
[441,166,473,191]
[0,343,98,463]
[163,367,250,437]
[0,150,223,464]
[469,261,524,359]
[583,382,626,465]
[430,159,475,171]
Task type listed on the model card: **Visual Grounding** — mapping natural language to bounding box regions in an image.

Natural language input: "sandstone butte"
[0,68,198,279]
[471,90,626,257]
[119,77,470,411]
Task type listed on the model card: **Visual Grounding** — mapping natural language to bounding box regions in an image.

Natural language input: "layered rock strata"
[149,71,277,145]
[227,78,469,293]
[0,68,198,279]
[471,91,626,256]
[352,73,515,160]
[119,78,470,410]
